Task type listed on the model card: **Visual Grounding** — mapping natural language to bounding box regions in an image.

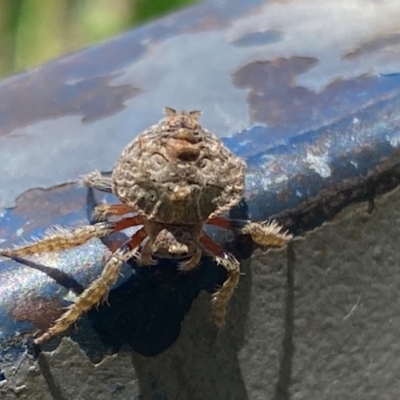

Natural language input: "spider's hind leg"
[177,247,202,272]
[136,238,158,266]
[200,232,240,328]
[207,216,292,247]
[34,226,148,344]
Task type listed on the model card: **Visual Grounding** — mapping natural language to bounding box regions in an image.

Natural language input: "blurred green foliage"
[0,0,198,78]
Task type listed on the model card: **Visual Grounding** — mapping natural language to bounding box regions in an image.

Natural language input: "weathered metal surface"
[1,0,400,382]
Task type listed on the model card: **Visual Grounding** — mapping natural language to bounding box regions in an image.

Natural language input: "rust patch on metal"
[0,75,140,136]
[13,184,84,216]
[0,183,90,243]
[233,57,318,126]
[9,296,64,331]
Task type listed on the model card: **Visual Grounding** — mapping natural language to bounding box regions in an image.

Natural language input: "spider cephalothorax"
[112,108,245,221]
[110,107,246,269]
[0,107,291,344]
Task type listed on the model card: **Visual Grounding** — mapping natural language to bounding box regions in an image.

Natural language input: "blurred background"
[0,0,198,79]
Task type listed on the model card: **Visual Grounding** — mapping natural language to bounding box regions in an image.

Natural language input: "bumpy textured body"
[113,107,246,224]
[0,107,291,344]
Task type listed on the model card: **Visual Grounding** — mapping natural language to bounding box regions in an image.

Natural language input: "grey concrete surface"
[2,186,400,399]
[290,188,400,400]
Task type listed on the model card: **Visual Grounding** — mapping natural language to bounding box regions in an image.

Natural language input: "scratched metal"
[2,0,400,362]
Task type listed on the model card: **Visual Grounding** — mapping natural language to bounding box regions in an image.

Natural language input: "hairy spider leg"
[206,216,292,247]
[177,247,202,272]
[136,238,157,266]
[200,232,240,328]
[0,216,146,258]
[34,227,148,344]
[81,170,112,193]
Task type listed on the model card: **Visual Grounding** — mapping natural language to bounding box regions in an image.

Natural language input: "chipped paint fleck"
[306,152,331,178]
[350,160,358,169]
[15,228,24,237]
[389,134,400,147]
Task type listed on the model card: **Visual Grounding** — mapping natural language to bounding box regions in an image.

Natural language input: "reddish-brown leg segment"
[34,227,148,344]
[112,215,145,231]
[206,216,234,230]
[200,232,225,256]
[200,232,240,328]
[93,203,134,221]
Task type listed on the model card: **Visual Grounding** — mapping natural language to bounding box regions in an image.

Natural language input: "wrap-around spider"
[1,107,291,344]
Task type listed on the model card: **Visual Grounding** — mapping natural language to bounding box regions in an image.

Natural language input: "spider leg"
[93,203,134,221]
[0,215,145,258]
[177,247,202,272]
[34,227,148,344]
[136,238,157,266]
[81,170,112,193]
[200,232,240,328]
[206,216,292,247]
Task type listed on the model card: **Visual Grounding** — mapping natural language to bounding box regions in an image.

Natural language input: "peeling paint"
[306,152,331,178]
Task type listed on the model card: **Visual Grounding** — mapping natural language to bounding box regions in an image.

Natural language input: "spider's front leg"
[177,247,202,272]
[81,170,112,193]
[81,171,137,221]
[207,216,292,247]
[135,238,158,266]
[200,232,240,328]
[34,227,148,344]
[0,216,145,258]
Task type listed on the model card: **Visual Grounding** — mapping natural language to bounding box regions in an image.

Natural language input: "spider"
[0,107,291,344]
